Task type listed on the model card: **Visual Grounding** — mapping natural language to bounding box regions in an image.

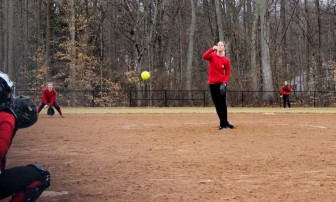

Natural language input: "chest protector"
[0,109,17,172]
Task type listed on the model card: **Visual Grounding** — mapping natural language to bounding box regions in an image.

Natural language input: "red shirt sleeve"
[42,89,48,104]
[202,48,215,61]
[223,58,231,84]
[280,86,284,94]
[49,89,57,108]
[0,112,16,167]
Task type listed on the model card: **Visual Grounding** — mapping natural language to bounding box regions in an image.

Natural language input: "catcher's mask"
[12,95,38,128]
[0,71,14,109]
[47,107,55,116]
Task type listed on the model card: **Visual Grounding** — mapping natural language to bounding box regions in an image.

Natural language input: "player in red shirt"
[0,71,50,202]
[280,81,292,108]
[202,41,234,130]
[37,82,64,118]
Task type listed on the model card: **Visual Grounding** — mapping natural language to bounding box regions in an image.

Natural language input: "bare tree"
[70,0,76,67]
[304,0,311,91]
[186,0,197,93]
[258,0,274,101]
[7,0,14,79]
[251,0,260,91]
[214,0,224,41]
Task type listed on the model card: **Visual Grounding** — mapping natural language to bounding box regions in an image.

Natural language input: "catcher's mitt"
[12,95,38,128]
[47,107,55,116]
[220,83,227,95]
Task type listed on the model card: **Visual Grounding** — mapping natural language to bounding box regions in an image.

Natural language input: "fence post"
[203,90,206,107]
[313,91,316,107]
[129,89,132,107]
[241,91,244,107]
[92,91,95,107]
[164,90,167,107]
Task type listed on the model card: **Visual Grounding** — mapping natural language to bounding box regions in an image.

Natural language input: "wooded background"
[1,0,335,104]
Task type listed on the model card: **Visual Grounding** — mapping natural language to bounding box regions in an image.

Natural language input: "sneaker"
[219,126,226,130]
[60,115,64,118]
[226,123,234,129]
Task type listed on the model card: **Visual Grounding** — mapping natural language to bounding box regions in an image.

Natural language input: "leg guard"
[21,164,50,202]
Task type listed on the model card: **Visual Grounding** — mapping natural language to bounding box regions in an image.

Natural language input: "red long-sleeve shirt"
[280,85,292,95]
[0,111,16,170]
[202,48,231,84]
[42,88,57,107]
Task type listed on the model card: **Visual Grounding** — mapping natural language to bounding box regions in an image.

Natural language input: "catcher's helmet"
[0,71,14,109]
[47,107,55,116]
[12,95,38,128]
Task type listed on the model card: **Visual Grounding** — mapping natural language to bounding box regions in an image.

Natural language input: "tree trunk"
[259,0,274,101]
[107,1,115,76]
[304,0,311,91]
[70,0,76,67]
[45,0,51,80]
[0,0,4,71]
[186,0,197,93]
[214,0,224,41]
[251,0,260,91]
[7,0,14,79]
[22,0,29,85]
[178,1,183,88]
[280,0,287,73]
[315,0,323,90]
[37,0,41,49]
[2,0,7,73]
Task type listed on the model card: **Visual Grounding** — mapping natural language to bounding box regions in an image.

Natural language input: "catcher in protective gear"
[11,95,38,128]
[0,71,14,109]
[0,71,50,202]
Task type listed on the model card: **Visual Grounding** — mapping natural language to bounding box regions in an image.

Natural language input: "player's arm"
[280,86,284,94]
[0,114,15,160]
[202,48,214,61]
[42,89,48,105]
[49,90,56,108]
[223,59,231,84]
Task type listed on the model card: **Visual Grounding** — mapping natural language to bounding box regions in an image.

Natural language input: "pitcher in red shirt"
[37,82,64,118]
[202,41,234,130]
[0,71,50,202]
[280,81,292,108]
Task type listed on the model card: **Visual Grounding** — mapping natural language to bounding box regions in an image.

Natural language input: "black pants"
[283,94,290,108]
[209,83,228,127]
[39,101,61,111]
[0,165,50,200]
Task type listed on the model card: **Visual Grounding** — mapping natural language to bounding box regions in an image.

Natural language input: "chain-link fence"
[16,89,336,107]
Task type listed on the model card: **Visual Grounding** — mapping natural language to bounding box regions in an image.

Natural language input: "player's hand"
[220,83,227,95]
[213,46,218,51]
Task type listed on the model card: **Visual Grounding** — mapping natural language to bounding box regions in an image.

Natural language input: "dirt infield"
[4,109,336,201]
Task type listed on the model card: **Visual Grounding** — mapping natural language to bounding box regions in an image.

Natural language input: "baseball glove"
[12,95,38,128]
[220,83,227,95]
[47,107,55,116]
